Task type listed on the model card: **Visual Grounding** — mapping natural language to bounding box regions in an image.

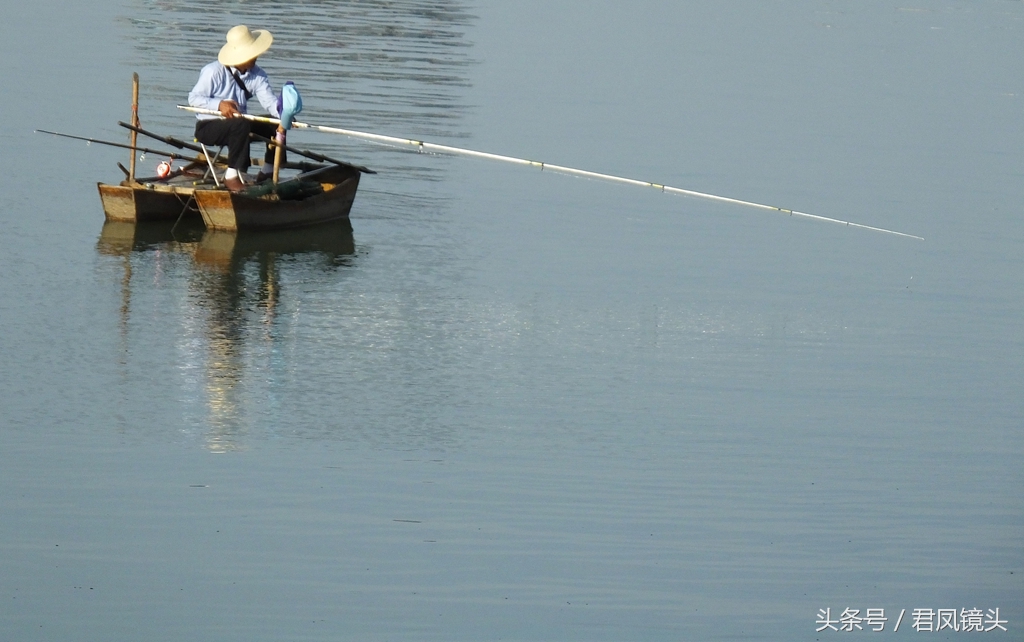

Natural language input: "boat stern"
[193,189,240,230]
[97,182,199,222]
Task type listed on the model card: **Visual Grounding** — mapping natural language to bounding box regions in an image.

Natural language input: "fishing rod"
[36,129,198,161]
[249,133,375,174]
[177,106,922,240]
[118,121,206,155]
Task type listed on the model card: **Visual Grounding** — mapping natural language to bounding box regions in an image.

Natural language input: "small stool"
[197,142,225,187]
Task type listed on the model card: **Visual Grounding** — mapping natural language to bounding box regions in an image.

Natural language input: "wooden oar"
[177,105,922,240]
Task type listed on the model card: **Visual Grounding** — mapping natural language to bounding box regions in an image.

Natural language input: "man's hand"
[218,100,241,118]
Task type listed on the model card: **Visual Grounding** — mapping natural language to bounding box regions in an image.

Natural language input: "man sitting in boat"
[189,25,285,192]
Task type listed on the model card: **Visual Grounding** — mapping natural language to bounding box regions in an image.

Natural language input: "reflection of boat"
[96,218,206,255]
[194,220,356,271]
[97,218,356,449]
[97,218,355,264]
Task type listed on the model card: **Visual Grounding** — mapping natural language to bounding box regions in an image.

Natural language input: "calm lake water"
[1,1,1021,640]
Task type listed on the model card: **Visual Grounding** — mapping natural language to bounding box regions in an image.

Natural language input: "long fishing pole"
[177,106,922,240]
[36,129,197,161]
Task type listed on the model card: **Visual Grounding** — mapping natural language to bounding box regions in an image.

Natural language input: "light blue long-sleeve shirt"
[188,61,280,120]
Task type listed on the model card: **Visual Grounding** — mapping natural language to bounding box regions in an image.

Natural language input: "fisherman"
[188,25,285,192]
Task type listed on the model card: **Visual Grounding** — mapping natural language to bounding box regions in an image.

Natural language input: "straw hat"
[218,25,273,66]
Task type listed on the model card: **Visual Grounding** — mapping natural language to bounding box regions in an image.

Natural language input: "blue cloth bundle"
[278,81,303,130]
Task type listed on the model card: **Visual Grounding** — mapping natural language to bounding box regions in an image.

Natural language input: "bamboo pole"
[128,73,139,182]
[272,126,285,185]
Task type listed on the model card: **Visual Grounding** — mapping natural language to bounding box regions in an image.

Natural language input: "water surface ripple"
[0,1,1020,640]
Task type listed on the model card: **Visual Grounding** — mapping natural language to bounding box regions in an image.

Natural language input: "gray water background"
[1,0,1021,639]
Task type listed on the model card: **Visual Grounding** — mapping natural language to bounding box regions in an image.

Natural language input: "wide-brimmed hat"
[218,25,273,67]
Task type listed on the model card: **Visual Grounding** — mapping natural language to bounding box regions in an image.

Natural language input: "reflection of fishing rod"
[36,129,198,161]
[178,104,923,240]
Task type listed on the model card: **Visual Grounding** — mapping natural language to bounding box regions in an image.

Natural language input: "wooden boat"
[192,164,361,231]
[96,75,372,231]
[98,160,363,231]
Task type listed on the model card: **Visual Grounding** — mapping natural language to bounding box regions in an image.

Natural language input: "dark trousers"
[194,118,283,172]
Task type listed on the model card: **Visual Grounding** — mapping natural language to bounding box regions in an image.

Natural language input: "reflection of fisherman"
[188,25,285,192]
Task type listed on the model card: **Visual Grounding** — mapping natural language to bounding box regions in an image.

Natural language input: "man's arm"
[188,64,222,111]
[189,64,243,118]
[249,68,281,118]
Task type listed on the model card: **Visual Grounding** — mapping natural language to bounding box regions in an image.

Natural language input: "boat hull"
[194,174,360,231]
[97,182,200,223]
